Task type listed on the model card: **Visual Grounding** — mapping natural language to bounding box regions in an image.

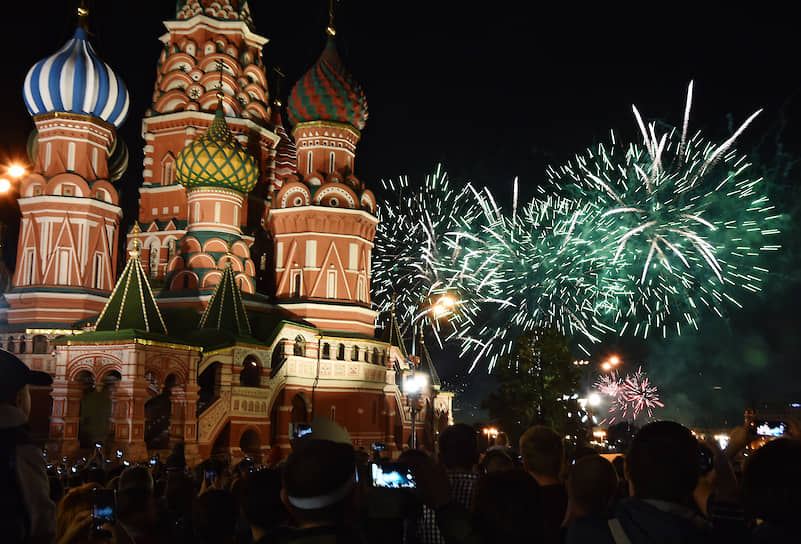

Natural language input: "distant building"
[0,1,452,463]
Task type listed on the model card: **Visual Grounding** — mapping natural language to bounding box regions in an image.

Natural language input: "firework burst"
[441,192,616,370]
[549,82,779,339]
[374,84,780,372]
[372,165,481,340]
[595,367,663,423]
[620,367,665,419]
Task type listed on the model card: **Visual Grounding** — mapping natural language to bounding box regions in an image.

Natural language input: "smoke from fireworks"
[374,84,780,372]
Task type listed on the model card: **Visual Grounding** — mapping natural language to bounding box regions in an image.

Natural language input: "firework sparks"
[374,85,780,372]
[620,367,665,419]
[372,165,481,344]
[549,83,779,340]
[595,366,664,422]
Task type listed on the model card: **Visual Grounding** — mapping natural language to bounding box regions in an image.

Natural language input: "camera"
[115,449,123,459]
[205,470,216,486]
[149,456,158,466]
[290,423,312,439]
[754,420,787,437]
[91,488,116,536]
[370,462,416,489]
[699,444,715,474]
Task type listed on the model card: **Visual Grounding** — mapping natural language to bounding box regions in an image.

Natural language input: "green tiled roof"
[198,263,251,335]
[95,248,168,334]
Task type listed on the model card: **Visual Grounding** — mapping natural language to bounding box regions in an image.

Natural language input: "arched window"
[18,337,27,354]
[32,335,48,354]
[322,343,330,359]
[6,336,15,353]
[161,153,175,186]
[373,348,380,365]
[149,241,160,279]
[293,335,306,357]
[337,343,345,360]
[240,356,260,387]
[351,345,359,361]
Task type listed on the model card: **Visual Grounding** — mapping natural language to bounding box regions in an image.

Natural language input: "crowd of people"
[3,349,801,543]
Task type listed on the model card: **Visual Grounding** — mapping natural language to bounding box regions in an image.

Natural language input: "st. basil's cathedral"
[0,0,452,462]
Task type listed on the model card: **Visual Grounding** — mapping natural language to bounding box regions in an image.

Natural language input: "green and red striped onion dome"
[287,39,368,131]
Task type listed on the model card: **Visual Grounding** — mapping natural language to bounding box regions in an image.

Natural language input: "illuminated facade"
[0,0,452,462]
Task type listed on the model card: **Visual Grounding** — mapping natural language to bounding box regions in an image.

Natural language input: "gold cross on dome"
[215,59,226,101]
[77,0,89,30]
[326,0,338,37]
[273,66,285,106]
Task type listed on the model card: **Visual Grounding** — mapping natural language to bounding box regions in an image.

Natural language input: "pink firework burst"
[620,367,665,419]
[594,372,621,397]
[594,367,664,423]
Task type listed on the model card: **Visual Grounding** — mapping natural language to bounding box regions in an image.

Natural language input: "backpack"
[0,426,33,544]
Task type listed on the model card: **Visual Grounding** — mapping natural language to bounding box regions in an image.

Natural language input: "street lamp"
[403,372,428,449]
[431,294,456,319]
[8,164,25,179]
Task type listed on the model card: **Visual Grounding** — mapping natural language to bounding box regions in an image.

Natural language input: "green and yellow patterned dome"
[176,106,258,193]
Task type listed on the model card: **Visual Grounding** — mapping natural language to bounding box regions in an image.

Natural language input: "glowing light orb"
[8,165,25,178]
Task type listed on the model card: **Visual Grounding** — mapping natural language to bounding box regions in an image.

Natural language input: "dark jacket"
[0,404,56,544]
[614,498,709,544]
[273,525,368,544]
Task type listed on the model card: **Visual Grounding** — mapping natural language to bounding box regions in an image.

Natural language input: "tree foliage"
[482,327,585,444]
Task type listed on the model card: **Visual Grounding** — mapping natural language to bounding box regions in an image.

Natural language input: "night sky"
[2,1,800,427]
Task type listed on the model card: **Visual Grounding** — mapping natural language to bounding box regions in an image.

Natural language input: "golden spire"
[130,223,141,258]
[326,0,337,37]
[77,0,90,31]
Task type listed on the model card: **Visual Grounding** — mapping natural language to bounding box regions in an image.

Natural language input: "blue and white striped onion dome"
[23,28,129,128]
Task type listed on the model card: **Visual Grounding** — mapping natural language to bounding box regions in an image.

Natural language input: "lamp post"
[403,372,428,449]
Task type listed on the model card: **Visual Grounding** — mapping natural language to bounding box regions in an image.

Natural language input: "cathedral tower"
[268,23,378,335]
[133,0,279,284]
[6,25,129,327]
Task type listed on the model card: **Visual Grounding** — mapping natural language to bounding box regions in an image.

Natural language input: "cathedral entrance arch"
[239,429,261,460]
[145,373,177,450]
[76,370,112,449]
[197,362,222,414]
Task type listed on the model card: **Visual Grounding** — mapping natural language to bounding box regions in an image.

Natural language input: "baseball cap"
[0,349,53,399]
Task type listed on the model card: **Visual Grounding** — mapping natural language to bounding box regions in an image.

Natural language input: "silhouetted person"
[744,437,801,543]
[419,423,480,543]
[472,469,543,541]
[280,438,365,543]
[242,469,288,543]
[564,454,618,543]
[520,425,567,544]
[193,489,238,544]
[613,421,707,543]
[0,349,56,544]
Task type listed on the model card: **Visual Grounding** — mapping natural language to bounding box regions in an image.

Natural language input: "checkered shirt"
[418,471,480,544]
